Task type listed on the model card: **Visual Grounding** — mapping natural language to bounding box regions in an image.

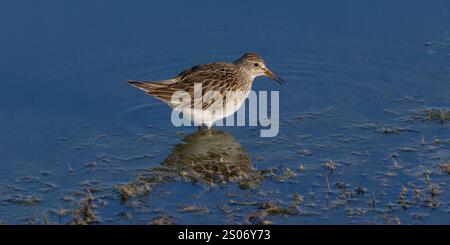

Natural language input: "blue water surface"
[0,0,449,224]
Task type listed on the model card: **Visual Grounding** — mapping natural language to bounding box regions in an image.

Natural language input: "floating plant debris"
[439,162,450,174]
[408,108,450,124]
[178,205,210,214]
[150,216,176,225]
[5,195,42,206]
[71,189,97,225]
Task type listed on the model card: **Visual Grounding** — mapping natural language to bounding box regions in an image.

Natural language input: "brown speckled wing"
[170,63,245,110]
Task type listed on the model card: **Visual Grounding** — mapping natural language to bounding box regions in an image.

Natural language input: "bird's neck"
[237,66,257,82]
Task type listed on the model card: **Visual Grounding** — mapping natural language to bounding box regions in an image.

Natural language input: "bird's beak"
[264,68,285,84]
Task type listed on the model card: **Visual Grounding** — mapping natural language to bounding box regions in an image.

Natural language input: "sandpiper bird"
[128,53,284,129]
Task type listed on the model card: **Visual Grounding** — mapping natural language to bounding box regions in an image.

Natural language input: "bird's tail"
[128,79,176,103]
[128,80,169,92]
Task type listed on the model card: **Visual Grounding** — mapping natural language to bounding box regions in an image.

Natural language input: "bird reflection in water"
[119,129,267,203]
[161,129,265,189]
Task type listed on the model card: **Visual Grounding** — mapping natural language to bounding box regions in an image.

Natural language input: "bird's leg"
[206,124,212,135]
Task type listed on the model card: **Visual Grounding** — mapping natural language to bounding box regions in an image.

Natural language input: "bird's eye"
[254,63,259,67]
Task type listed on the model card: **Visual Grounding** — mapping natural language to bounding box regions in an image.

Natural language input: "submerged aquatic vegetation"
[439,162,450,174]
[425,169,431,184]
[399,186,410,209]
[299,164,305,173]
[258,202,299,216]
[369,192,377,208]
[346,207,367,217]
[150,216,176,225]
[117,211,133,221]
[439,110,448,124]
[71,189,97,225]
[245,201,303,224]
[119,181,150,203]
[276,167,297,182]
[5,195,42,206]
[261,203,299,216]
[245,213,273,225]
[355,186,367,196]
[178,205,210,214]
[408,108,450,124]
[414,186,421,200]
[324,160,337,172]
[380,127,401,135]
[384,213,401,225]
[429,184,440,197]
[294,193,304,206]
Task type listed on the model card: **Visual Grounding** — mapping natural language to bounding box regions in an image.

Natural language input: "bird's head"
[234,53,284,84]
